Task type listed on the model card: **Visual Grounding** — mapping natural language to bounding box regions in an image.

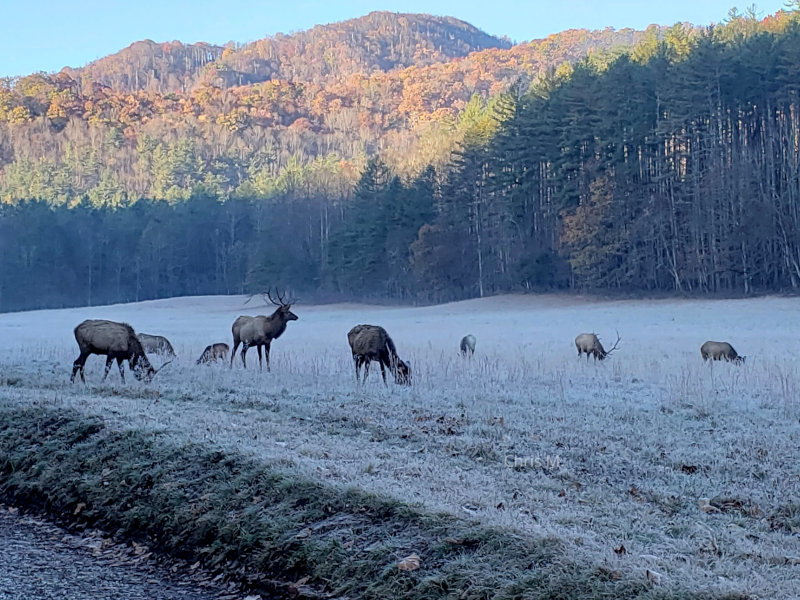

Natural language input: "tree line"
[3,8,800,311]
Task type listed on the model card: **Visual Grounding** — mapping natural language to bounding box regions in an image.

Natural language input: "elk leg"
[117,357,125,381]
[363,360,370,383]
[240,343,249,369]
[103,356,114,381]
[379,359,388,386]
[264,342,271,372]
[71,353,88,383]
[256,345,263,370]
[230,341,240,368]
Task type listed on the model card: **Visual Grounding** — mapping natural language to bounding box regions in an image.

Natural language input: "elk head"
[266,288,299,322]
[131,354,156,382]
[133,357,172,383]
[600,331,622,360]
[394,359,412,386]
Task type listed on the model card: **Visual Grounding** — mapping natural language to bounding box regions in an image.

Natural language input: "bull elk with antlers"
[70,319,170,383]
[231,289,298,370]
[574,331,621,361]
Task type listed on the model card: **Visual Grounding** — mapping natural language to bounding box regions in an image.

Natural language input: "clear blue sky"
[0,1,790,79]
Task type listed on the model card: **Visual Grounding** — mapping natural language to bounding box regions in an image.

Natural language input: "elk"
[137,333,176,357]
[70,319,167,383]
[196,343,229,365]
[347,324,411,386]
[230,289,298,370]
[575,331,621,361]
[460,334,476,357]
[700,341,746,365]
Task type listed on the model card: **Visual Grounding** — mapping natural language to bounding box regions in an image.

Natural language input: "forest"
[1,8,800,311]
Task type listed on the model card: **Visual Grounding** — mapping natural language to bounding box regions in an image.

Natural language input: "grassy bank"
[0,405,747,599]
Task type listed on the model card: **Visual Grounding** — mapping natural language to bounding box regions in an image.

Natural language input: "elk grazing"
[347,324,411,386]
[700,341,746,365]
[230,289,298,370]
[460,334,476,357]
[71,319,162,383]
[137,333,176,357]
[575,331,621,361]
[196,343,230,365]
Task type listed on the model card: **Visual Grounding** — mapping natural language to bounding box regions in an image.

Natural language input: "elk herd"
[68,290,747,386]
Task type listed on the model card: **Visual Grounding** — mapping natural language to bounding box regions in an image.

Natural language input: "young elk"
[575,331,621,361]
[137,333,176,357]
[71,319,160,383]
[231,289,298,370]
[460,334,476,357]
[196,343,230,365]
[700,341,746,365]
[347,324,411,386]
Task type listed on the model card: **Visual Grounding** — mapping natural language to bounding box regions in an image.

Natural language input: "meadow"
[1,293,798,598]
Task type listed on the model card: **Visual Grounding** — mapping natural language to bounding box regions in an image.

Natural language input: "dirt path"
[0,506,259,600]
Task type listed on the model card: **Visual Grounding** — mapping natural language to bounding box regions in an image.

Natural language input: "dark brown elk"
[347,324,411,386]
[196,343,229,365]
[137,333,176,357]
[700,341,746,365]
[230,289,298,370]
[575,332,621,361]
[460,334,476,357]
[71,320,160,383]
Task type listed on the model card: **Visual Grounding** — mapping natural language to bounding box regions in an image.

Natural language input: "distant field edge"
[0,405,749,600]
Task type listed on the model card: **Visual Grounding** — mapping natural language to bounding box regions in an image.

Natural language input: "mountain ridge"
[58,12,513,94]
[0,11,668,205]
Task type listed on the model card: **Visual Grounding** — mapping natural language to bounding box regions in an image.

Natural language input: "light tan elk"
[575,331,621,361]
[231,289,298,370]
[348,324,411,385]
[196,343,229,365]
[700,341,746,365]
[70,320,169,383]
[137,333,176,357]
[460,334,476,357]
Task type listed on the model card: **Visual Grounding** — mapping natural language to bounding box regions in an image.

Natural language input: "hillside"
[0,13,656,207]
[62,12,512,94]
[61,39,226,93]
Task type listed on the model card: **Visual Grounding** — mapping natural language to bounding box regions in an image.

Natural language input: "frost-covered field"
[1,294,799,597]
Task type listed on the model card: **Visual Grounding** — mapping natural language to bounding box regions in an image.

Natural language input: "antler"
[605,331,622,356]
[150,359,173,379]
[266,287,295,306]
[266,288,282,306]
[245,288,295,307]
